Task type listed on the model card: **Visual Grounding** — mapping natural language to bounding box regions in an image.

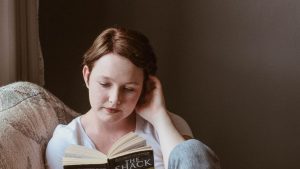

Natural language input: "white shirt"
[46,113,193,169]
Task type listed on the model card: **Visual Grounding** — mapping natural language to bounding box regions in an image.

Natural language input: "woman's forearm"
[151,111,185,169]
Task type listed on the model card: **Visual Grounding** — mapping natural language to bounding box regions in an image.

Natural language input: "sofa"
[0,82,80,169]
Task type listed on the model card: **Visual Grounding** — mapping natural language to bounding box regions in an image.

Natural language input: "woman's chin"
[89,108,134,124]
[95,111,126,123]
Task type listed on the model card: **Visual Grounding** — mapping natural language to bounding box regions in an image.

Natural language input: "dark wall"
[39,1,300,169]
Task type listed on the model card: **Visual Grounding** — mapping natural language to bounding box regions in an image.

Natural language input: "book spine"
[108,150,154,169]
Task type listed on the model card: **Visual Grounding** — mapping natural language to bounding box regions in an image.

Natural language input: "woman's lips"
[104,107,121,113]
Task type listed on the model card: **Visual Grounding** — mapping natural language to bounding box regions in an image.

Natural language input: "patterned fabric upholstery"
[0,82,79,169]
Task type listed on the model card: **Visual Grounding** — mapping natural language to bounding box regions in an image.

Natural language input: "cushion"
[0,82,79,169]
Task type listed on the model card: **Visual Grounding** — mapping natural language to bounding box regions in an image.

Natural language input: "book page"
[110,146,153,159]
[64,145,107,159]
[63,157,107,166]
[108,132,139,155]
[109,137,147,157]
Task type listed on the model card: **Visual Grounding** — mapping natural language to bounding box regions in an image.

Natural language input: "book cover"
[108,150,154,169]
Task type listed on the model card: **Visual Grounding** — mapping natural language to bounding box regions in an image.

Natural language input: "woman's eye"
[99,82,110,87]
[124,87,135,92]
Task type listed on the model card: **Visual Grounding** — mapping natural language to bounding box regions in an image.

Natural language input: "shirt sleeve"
[45,125,72,169]
[169,112,194,137]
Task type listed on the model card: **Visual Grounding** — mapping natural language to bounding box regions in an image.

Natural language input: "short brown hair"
[83,27,157,76]
[82,27,157,103]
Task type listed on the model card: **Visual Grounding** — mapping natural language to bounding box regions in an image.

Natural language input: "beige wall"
[40,1,300,169]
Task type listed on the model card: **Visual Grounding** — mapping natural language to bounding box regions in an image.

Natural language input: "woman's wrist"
[150,110,173,130]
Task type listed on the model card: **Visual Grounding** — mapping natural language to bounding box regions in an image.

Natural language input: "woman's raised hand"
[136,76,185,169]
[135,76,168,125]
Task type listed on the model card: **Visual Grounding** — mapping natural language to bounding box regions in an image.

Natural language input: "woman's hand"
[135,76,168,125]
[136,76,185,169]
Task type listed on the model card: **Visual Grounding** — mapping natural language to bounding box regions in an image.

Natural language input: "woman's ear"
[82,65,90,88]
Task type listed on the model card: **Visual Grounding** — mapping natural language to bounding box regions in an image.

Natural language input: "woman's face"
[83,53,144,123]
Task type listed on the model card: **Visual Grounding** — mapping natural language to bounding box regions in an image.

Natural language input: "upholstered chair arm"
[0,82,79,169]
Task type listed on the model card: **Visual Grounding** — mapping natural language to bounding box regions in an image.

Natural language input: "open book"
[63,132,154,169]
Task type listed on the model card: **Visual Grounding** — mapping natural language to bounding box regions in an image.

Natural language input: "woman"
[46,27,220,169]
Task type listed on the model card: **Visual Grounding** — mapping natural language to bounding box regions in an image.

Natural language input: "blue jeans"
[168,139,221,169]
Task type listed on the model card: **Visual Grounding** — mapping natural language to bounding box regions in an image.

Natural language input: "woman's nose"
[108,88,121,105]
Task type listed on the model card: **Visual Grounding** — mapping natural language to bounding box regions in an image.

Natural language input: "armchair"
[0,82,79,169]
